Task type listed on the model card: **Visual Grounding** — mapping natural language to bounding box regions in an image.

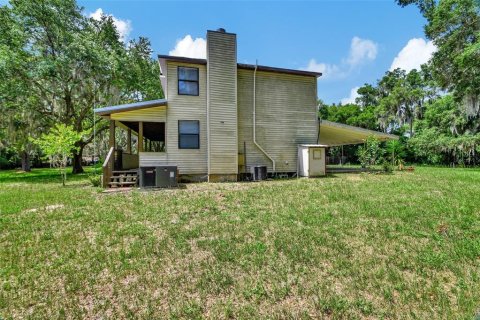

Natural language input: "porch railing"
[122,152,139,169]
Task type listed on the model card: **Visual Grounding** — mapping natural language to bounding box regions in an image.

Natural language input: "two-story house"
[95,28,396,187]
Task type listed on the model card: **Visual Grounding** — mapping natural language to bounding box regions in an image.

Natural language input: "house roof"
[319,120,398,146]
[157,55,322,78]
[94,99,168,116]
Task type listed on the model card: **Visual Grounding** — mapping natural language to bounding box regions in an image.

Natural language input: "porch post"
[109,120,115,149]
[127,128,132,153]
[138,121,144,153]
[104,120,116,187]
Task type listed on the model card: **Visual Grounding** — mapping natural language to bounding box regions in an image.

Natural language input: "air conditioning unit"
[249,165,267,181]
[139,167,156,187]
[155,166,178,188]
[139,166,178,188]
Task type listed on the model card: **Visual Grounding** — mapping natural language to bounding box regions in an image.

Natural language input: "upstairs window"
[178,120,200,149]
[178,67,199,96]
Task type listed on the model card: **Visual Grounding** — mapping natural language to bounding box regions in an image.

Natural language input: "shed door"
[309,148,325,176]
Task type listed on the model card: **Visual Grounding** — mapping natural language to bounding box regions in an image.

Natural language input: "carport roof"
[318,120,398,146]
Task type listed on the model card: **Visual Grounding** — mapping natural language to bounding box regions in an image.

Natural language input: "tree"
[397,0,480,125]
[0,4,45,171]
[2,108,43,171]
[415,95,466,135]
[373,68,432,136]
[408,95,480,165]
[356,84,378,108]
[0,0,163,174]
[319,103,380,131]
[395,0,480,165]
[32,124,86,186]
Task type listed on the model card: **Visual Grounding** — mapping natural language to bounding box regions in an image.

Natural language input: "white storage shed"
[297,144,328,177]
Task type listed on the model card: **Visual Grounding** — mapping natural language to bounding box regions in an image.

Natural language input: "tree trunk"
[72,146,84,174]
[409,118,414,138]
[21,151,31,172]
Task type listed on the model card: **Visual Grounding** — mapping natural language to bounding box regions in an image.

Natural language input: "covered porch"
[94,99,168,187]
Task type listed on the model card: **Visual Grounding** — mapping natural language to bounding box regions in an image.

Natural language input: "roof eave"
[157,55,207,65]
[237,63,322,78]
[157,54,323,78]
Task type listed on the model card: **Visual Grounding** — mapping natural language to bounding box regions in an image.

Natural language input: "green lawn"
[1,167,479,319]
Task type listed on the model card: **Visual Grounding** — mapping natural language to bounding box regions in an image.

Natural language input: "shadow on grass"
[324,173,341,179]
[0,167,97,185]
[292,174,340,179]
[137,184,188,192]
[266,174,341,181]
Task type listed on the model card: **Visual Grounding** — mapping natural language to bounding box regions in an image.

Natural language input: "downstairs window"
[178,120,200,149]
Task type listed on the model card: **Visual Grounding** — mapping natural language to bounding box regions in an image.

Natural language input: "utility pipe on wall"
[253,61,276,172]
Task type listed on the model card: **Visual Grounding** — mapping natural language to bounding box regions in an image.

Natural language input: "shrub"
[0,148,20,169]
[357,135,384,168]
[386,139,406,166]
[382,159,394,173]
[88,174,101,187]
[0,156,9,169]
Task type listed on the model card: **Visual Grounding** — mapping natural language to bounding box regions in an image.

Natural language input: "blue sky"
[8,0,434,104]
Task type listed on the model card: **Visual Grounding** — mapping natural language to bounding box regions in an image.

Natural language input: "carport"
[318,120,398,172]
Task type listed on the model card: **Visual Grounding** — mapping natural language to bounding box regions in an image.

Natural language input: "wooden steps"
[108,170,138,188]
[108,181,137,186]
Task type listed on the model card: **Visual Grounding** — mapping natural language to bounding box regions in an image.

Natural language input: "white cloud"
[304,59,342,79]
[390,38,436,72]
[89,8,132,42]
[341,87,360,105]
[304,36,378,80]
[169,35,206,59]
[346,37,378,66]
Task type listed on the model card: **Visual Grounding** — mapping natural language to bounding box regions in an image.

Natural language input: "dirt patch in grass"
[24,203,65,213]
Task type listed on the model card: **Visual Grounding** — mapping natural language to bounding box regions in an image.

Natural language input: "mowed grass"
[0,167,479,319]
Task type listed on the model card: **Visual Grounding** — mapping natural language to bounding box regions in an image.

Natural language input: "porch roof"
[94,99,168,116]
[318,120,398,146]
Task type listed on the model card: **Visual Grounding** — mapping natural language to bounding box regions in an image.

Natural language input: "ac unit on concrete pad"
[249,165,267,181]
[155,166,178,188]
[139,166,178,188]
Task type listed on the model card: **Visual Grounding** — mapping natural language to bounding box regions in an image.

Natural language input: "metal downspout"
[253,61,276,172]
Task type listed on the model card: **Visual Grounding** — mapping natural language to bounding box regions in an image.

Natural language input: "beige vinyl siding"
[237,69,318,173]
[110,106,166,122]
[207,31,238,175]
[139,152,167,167]
[163,61,208,174]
